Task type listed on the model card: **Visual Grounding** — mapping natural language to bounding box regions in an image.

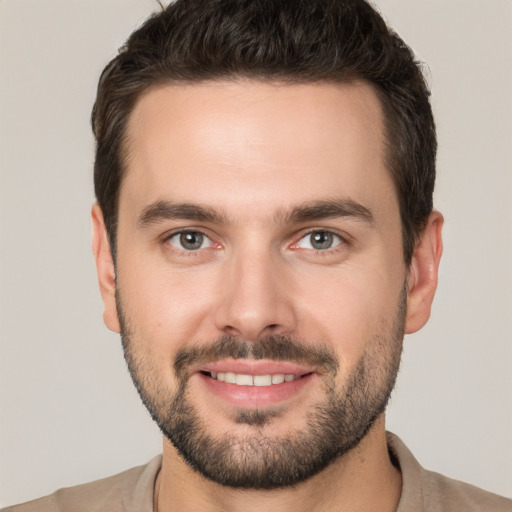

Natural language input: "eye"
[167,231,213,251]
[296,231,342,251]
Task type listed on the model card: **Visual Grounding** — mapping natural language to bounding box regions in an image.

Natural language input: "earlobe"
[405,211,444,334]
[91,204,121,333]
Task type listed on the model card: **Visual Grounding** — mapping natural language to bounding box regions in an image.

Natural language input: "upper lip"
[195,359,315,376]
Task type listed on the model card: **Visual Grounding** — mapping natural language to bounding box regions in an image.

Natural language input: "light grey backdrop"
[1,0,511,507]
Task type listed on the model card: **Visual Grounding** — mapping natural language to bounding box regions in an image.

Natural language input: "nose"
[213,247,296,341]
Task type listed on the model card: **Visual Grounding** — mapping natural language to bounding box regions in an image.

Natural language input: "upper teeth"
[211,372,298,386]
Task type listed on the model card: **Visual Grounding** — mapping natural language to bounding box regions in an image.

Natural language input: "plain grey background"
[1,0,511,507]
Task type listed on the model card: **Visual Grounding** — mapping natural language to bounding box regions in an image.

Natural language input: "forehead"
[121,80,395,223]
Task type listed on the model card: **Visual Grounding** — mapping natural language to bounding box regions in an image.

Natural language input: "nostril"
[224,326,241,337]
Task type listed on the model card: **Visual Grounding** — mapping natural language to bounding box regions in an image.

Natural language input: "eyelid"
[290,228,350,251]
[163,227,220,252]
[169,232,211,249]
[163,226,212,240]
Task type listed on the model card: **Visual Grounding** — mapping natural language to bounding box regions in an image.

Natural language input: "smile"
[196,361,316,408]
[203,371,302,386]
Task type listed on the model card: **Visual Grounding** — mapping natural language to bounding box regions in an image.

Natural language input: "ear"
[91,203,121,333]
[405,211,444,334]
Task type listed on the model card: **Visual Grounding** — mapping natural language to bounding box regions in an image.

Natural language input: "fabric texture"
[386,434,511,511]
[3,433,510,511]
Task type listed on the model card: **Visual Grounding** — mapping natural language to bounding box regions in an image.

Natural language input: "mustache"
[174,334,339,380]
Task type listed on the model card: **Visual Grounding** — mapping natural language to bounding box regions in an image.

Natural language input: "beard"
[117,285,406,489]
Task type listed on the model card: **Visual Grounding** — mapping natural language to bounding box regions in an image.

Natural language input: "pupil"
[311,232,333,250]
[180,232,203,250]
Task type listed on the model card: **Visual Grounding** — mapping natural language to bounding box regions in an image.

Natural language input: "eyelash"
[291,229,348,254]
[164,229,218,255]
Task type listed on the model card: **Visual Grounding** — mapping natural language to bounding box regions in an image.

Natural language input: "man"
[4,0,510,510]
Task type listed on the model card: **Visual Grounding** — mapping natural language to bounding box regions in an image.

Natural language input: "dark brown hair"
[92,0,436,263]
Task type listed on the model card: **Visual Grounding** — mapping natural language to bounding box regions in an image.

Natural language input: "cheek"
[116,256,220,348]
[291,262,403,363]
[116,266,221,396]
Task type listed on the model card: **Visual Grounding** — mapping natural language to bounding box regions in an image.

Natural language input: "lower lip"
[197,372,315,409]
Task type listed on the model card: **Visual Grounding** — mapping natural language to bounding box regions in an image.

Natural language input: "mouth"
[200,370,308,386]
[194,360,316,409]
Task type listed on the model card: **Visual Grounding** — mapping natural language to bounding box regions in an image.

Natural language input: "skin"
[92,80,443,512]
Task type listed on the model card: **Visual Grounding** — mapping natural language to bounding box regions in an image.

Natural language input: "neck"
[155,416,402,512]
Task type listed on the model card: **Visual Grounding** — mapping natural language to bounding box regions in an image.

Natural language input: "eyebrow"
[137,198,374,228]
[283,199,374,225]
[137,201,227,228]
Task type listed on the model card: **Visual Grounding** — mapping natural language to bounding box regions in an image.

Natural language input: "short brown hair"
[92,0,436,263]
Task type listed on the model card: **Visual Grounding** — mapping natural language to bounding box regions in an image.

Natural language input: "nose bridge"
[214,240,294,340]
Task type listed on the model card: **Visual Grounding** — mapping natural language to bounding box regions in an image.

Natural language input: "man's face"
[104,81,410,487]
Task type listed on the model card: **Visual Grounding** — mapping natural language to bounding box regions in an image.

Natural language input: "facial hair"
[117,285,406,489]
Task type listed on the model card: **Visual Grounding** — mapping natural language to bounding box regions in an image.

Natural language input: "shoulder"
[387,432,511,512]
[1,456,162,512]
[421,468,511,511]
